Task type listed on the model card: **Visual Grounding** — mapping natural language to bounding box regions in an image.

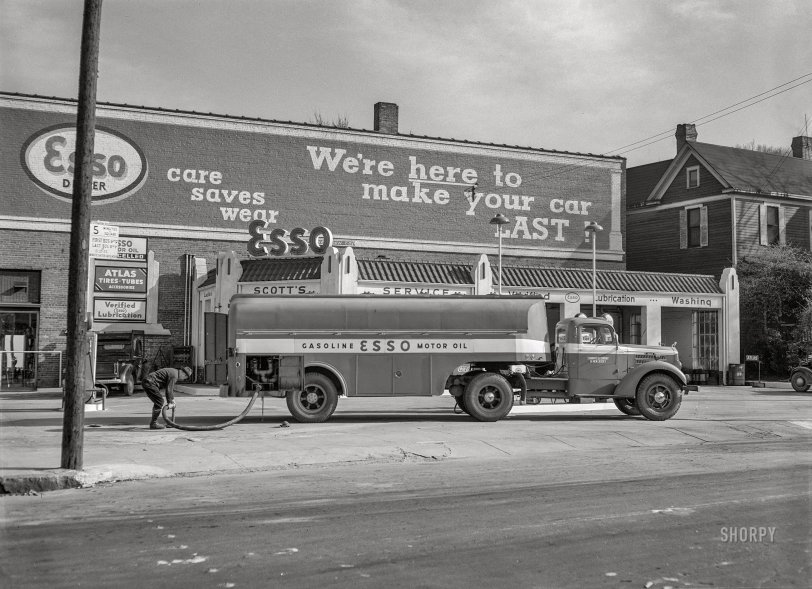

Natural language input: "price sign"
[745,355,759,362]
[89,223,120,258]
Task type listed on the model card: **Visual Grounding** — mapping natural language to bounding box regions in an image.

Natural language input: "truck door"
[572,323,619,395]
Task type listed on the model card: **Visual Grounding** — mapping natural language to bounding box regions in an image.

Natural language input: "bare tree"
[310,111,350,128]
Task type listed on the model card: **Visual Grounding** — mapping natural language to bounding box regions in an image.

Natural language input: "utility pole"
[61,0,103,470]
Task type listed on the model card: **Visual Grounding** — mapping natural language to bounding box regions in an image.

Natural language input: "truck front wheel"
[635,374,682,421]
[286,372,338,423]
[790,371,810,392]
[463,373,514,422]
[613,397,640,416]
[122,372,135,396]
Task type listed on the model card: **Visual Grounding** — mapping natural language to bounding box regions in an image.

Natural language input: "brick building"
[0,93,739,389]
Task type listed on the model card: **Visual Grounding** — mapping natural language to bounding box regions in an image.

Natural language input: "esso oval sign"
[565,292,580,303]
[21,124,148,204]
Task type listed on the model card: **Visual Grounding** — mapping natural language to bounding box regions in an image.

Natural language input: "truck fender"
[306,362,347,397]
[792,365,812,379]
[614,361,687,398]
[118,362,133,379]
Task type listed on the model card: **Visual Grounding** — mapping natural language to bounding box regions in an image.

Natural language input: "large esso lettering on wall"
[247,222,333,256]
[21,125,148,203]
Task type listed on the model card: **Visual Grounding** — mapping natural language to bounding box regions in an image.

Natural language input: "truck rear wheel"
[463,373,514,422]
[286,372,338,423]
[613,397,640,416]
[635,374,682,421]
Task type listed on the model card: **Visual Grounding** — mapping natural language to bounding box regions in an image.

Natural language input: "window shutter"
[759,204,768,245]
[679,208,688,249]
[699,206,709,247]
[778,206,786,245]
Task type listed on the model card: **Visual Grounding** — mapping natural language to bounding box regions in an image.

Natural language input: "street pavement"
[0,381,807,494]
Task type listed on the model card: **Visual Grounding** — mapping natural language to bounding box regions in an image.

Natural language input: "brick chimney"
[791,135,812,160]
[374,102,398,134]
[675,123,698,152]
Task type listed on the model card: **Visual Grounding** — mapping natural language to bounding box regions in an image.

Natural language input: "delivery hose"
[161,386,262,431]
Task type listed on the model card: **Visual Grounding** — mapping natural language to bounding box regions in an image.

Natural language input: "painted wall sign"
[669,295,714,307]
[94,266,147,293]
[93,298,147,322]
[239,282,320,295]
[503,290,550,298]
[360,285,472,296]
[20,124,148,203]
[597,293,637,304]
[4,102,619,252]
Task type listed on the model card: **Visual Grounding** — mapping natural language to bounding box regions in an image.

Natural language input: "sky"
[1,0,810,167]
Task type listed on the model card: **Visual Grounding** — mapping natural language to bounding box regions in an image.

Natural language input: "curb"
[0,470,82,494]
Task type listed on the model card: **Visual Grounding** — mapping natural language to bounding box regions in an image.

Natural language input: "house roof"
[632,141,812,205]
[626,159,672,206]
[690,141,812,195]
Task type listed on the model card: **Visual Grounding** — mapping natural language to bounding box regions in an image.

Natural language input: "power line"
[612,76,812,157]
[605,72,812,155]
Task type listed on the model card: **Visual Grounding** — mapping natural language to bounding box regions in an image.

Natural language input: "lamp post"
[490,213,509,295]
[585,221,603,317]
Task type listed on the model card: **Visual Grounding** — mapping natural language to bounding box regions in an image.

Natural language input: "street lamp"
[490,213,510,295]
[585,221,603,317]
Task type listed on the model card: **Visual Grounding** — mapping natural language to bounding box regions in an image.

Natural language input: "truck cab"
[94,331,145,395]
[525,316,693,420]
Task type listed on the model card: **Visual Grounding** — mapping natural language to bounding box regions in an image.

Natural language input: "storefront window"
[629,312,641,345]
[691,310,718,371]
[0,310,38,390]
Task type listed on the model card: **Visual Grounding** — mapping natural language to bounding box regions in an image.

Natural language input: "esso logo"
[565,292,580,303]
[21,124,148,204]
[247,222,333,257]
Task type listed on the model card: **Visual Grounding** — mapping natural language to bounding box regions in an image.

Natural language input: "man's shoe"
[149,422,166,430]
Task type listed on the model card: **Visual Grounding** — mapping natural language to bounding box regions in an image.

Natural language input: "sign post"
[745,354,763,388]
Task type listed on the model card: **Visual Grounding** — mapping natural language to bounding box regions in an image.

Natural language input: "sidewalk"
[0,381,796,494]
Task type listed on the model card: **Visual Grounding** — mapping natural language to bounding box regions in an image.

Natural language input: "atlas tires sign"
[21,124,148,203]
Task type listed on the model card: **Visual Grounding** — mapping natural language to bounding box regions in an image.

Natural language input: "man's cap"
[181,366,193,377]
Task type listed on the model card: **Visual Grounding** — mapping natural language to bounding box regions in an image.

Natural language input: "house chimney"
[374,102,398,134]
[675,123,698,152]
[791,135,812,160]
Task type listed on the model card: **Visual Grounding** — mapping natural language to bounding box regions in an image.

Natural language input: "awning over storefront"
[500,266,721,294]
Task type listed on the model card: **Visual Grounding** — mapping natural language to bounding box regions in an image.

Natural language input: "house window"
[687,207,702,247]
[680,205,707,249]
[765,205,780,245]
[686,166,700,189]
[759,204,785,246]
